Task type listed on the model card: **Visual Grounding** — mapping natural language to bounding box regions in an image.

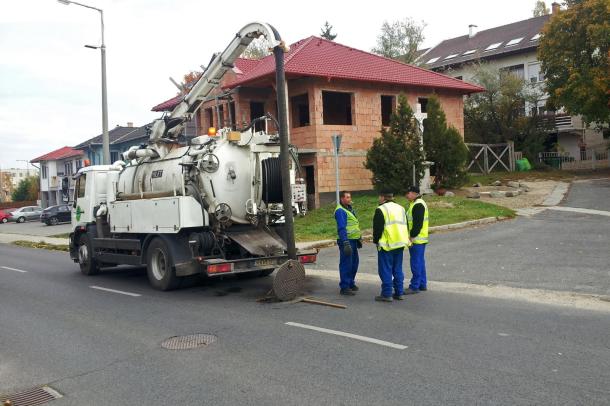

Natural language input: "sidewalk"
[0,233,69,245]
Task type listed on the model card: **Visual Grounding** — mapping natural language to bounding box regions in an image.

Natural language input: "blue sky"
[0,0,547,169]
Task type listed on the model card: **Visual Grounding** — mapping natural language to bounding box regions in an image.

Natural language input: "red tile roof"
[226,36,484,93]
[151,58,262,112]
[31,146,83,163]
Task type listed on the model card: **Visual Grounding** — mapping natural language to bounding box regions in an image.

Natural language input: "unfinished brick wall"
[198,74,467,208]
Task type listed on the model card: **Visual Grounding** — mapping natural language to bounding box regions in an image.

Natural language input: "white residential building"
[30,146,84,208]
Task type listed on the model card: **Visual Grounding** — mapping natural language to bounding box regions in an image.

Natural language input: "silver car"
[10,206,43,223]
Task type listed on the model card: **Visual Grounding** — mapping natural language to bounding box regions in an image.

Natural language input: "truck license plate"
[255,258,276,267]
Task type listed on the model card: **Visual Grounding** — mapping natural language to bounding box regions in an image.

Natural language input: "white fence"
[538,145,610,170]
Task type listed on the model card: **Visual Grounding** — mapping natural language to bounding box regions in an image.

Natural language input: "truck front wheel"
[146,238,179,291]
[78,234,101,276]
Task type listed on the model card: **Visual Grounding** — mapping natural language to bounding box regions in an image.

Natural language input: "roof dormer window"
[530,33,541,41]
[484,42,503,51]
[427,57,440,64]
[444,53,459,60]
[505,38,523,47]
[462,49,476,55]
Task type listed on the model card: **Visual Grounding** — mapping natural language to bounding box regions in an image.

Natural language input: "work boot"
[375,295,393,302]
[350,285,359,291]
[419,287,427,291]
[340,289,355,296]
[392,294,404,300]
[404,288,419,295]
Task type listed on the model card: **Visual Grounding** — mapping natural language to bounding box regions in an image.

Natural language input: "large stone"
[492,181,502,186]
[505,191,516,197]
[473,182,482,187]
[519,182,529,188]
[507,181,520,188]
[444,191,455,197]
[490,191,505,198]
[467,192,480,199]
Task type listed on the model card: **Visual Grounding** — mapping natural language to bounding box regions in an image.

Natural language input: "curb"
[541,181,570,206]
[0,233,69,246]
[297,216,508,250]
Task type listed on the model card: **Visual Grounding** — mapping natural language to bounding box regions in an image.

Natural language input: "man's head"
[406,185,420,201]
[340,191,352,206]
[378,190,394,203]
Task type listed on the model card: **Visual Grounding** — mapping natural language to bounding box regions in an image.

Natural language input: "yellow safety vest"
[378,201,410,251]
[335,205,362,240]
[407,198,429,244]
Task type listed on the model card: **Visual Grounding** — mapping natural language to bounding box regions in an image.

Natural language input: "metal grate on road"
[1,385,62,406]
[161,334,217,350]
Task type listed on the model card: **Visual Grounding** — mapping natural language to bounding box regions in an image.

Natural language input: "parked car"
[40,204,72,225]
[0,209,15,223]
[9,206,43,223]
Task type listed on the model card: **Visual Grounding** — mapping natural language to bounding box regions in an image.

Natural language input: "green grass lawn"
[468,167,610,185]
[294,193,514,242]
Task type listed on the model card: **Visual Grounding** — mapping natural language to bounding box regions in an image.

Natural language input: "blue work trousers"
[408,243,427,291]
[377,248,404,297]
[338,239,359,290]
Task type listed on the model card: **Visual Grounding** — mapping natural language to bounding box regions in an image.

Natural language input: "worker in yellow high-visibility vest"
[405,185,429,293]
[334,191,362,296]
[372,190,410,302]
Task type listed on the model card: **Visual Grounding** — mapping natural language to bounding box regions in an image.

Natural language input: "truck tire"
[259,269,274,277]
[78,234,101,276]
[146,237,179,291]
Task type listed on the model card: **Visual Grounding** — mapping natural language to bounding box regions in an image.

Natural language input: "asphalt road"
[313,178,610,296]
[0,220,71,236]
[1,178,609,405]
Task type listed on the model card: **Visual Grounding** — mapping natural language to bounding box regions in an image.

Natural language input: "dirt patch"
[458,180,558,209]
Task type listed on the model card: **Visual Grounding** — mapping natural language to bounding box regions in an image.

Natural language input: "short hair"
[339,191,351,199]
[379,191,394,199]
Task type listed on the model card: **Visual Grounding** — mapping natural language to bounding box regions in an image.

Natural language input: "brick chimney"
[127,122,133,127]
[551,2,560,14]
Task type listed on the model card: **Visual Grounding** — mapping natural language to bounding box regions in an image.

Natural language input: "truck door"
[72,173,91,226]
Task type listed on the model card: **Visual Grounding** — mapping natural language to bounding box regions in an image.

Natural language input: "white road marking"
[547,206,610,217]
[285,322,407,350]
[89,286,141,297]
[1,266,28,273]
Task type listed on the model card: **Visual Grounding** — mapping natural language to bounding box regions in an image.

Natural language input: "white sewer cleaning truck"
[68,22,316,291]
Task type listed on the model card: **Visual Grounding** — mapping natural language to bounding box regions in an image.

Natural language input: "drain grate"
[1,385,62,406]
[161,334,217,350]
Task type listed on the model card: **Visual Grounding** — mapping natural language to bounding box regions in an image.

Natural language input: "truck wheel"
[17,216,25,223]
[259,269,274,277]
[78,234,100,276]
[146,238,179,291]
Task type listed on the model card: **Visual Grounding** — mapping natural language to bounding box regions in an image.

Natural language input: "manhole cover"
[161,334,217,350]
[272,259,305,301]
[1,385,62,406]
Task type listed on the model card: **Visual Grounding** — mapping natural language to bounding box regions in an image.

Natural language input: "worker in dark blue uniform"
[334,191,362,295]
[372,190,410,302]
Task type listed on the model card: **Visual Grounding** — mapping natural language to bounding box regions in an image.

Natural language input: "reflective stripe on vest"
[407,198,429,244]
[378,201,410,251]
[335,205,362,240]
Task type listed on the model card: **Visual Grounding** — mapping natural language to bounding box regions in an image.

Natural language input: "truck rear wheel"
[78,234,101,276]
[146,238,179,291]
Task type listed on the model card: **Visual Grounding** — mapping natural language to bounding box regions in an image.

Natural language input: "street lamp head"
[57,0,71,5]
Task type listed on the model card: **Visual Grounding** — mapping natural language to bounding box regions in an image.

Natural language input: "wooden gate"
[465,142,515,174]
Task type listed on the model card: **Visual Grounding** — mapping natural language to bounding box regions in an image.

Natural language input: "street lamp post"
[58,0,110,165]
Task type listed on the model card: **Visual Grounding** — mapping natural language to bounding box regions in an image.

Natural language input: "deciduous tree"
[371,18,426,64]
[538,0,610,125]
